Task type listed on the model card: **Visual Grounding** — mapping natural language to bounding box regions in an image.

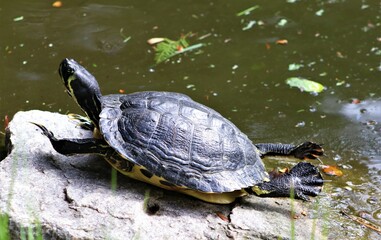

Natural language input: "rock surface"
[0,110,325,240]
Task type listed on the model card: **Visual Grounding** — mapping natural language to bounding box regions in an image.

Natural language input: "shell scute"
[99,91,267,193]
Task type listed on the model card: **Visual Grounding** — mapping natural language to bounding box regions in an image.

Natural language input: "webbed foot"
[68,113,94,131]
[251,162,323,201]
[290,142,324,160]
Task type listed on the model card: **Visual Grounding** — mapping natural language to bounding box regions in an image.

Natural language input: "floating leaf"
[236,5,259,17]
[315,9,324,16]
[277,19,288,27]
[148,33,204,64]
[154,40,179,64]
[178,43,204,54]
[119,28,131,43]
[122,36,131,43]
[321,165,343,177]
[276,39,288,45]
[288,63,304,71]
[286,77,325,93]
[242,20,256,31]
[13,16,24,22]
[52,1,62,7]
[336,80,345,86]
[147,38,165,45]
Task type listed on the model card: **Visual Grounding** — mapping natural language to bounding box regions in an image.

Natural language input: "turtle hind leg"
[255,142,324,160]
[249,162,324,201]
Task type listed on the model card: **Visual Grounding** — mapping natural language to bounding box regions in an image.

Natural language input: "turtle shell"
[99,91,268,193]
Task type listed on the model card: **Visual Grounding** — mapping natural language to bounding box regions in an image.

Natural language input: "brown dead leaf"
[52,1,62,8]
[216,212,229,222]
[336,51,346,58]
[321,165,343,177]
[276,39,288,45]
[268,167,290,179]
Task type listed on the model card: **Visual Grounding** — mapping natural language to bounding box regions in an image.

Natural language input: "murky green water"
[1,0,380,238]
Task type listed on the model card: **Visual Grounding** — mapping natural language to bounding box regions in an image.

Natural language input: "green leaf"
[0,214,10,240]
[242,20,256,31]
[119,28,131,43]
[13,16,24,22]
[236,5,259,17]
[154,39,178,64]
[286,77,325,93]
[288,63,304,71]
[277,18,288,27]
[315,9,324,16]
[152,33,203,64]
[178,36,189,48]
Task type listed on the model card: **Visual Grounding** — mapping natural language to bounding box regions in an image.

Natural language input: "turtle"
[33,58,324,204]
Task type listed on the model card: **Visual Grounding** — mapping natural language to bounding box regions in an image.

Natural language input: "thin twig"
[340,210,381,234]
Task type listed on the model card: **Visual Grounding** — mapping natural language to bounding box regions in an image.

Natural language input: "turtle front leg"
[255,142,323,160]
[68,113,95,131]
[249,162,324,201]
[32,122,111,155]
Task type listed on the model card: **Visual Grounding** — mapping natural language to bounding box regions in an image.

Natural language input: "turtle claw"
[30,122,57,141]
[68,113,94,131]
[290,142,324,160]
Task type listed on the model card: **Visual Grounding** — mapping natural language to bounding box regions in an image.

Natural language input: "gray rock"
[0,110,325,240]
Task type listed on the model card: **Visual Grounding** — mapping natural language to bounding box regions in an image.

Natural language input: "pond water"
[1,0,380,238]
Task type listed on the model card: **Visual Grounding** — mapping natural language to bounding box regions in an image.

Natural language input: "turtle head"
[58,58,102,128]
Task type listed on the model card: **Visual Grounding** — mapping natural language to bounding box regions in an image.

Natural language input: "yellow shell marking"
[251,185,272,195]
[104,157,247,204]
